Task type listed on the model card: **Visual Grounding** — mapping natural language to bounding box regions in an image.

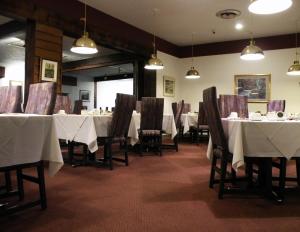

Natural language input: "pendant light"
[287,22,300,76]
[240,39,265,60]
[185,33,200,79]
[145,9,164,70]
[71,2,98,54]
[248,0,293,15]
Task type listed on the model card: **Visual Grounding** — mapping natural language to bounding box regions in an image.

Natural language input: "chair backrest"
[140,97,164,131]
[6,86,22,113]
[203,87,228,151]
[197,102,208,127]
[109,93,136,137]
[237,95,248,118]
[54,95,72,114]
[175,100,184,129]
[182,103,191,113]
[73,100,83,114]
[267,100,285,112]
[171,102,177,117]
[136,100,141,113]
[218,94,248,118]
[25,82,56,115]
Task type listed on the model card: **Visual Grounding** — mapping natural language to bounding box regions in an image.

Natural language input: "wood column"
[25,20,63,104]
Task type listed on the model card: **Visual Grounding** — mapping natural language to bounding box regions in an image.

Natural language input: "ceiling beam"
[63,53,139,72]
[0,20,26,39]
[94,73,133,82]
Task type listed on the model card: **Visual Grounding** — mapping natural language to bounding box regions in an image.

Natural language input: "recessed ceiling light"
[248,0,293,15]
[235,23,244,30]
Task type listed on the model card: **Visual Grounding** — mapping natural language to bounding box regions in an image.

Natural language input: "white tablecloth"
[53,114,98,153]
[181,113,198,133]
[0,114,63,176]
[207,119,300,170]
[55,113,177,148]
[128,113,177,145]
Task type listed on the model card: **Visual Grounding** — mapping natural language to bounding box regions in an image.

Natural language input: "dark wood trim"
[94,73,134,82]
[0,20,26,39]
[179,33,299,58]
[62,75,77,86]
[63,54,140,72]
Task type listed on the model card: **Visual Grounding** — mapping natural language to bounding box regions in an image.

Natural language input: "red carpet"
[1,143,300,232]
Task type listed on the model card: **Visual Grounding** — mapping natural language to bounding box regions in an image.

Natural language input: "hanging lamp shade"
[71,3,98,55]
[248,0,293,15]
[144,54,164,70]
[71,32,98,54]
[240,40,264,61]
[185,67,200,79]
[287,60,300,76]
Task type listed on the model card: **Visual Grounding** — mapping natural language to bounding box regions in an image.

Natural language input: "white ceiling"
[82,0,300,46]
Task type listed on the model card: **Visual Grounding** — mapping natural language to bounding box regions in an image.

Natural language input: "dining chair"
[25,82,56,115]
[97,93,136,170]
[54,95,72,114]
[190,102,209,144]
[182,103,191,114]
[267,100,286,112]
[73,100,84,114]
[136,100,141,113]
[0,86,22,113]
[218,94,248,118]
[203,87,254,199]
[139,97,164,156]
[171,102,177,117]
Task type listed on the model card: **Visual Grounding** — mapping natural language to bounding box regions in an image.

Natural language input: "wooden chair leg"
[296,158,300,186]
[246,161,254,187]
[209,155,217,188]
[108,142,113,170]
[159,135,162,156]
[231,167,236,185]
[174,135,178,152]
[279,158,287,198]
[124,139,129,166]
[16,168,24,201]
[4,171,12,192]
[218,158,227,199]
[37,163,47,209]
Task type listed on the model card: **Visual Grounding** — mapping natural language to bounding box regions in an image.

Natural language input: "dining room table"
[181,113,198,134]
[53,111,177,152]
[206,116,300,201]
[0,113,63,214]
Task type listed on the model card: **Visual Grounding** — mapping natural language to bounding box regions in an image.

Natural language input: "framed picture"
[79,90,90,102]
[234,74,271,103]
[9,80,23,87]
[40,59,58,82]
[163,76,175,97]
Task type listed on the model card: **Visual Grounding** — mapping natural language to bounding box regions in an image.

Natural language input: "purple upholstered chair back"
[203,87,228,151]
[109,93,136,137]
[54,95,72,114]
[6,86,22,113]
[73,100,83,114]
[197,102,208,127]
[182,103,191,113]
[0,86,9,113]
[136,101,141,113]
[0,86,22,113]
[267,100,285,112]
[25,82,56,115]
[175,100,184,129]
[141,97,164,131]
[218,95,248,118]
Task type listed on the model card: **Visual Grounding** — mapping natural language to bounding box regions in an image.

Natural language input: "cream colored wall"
[156,51,182,114]
[157,48,300,114]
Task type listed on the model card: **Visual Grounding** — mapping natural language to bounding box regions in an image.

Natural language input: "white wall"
[62,75,95,110]
[96,78,133,109]
[0,61,25,105]
[156,51,182,114]
[157,48,300,113]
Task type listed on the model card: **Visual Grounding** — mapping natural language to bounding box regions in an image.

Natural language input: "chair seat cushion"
[140,130,161,136]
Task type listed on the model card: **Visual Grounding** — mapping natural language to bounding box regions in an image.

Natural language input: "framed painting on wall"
[40,59,58,82]
[234,74,271,103]
[163,76,175,97]
[79,90,90,102]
